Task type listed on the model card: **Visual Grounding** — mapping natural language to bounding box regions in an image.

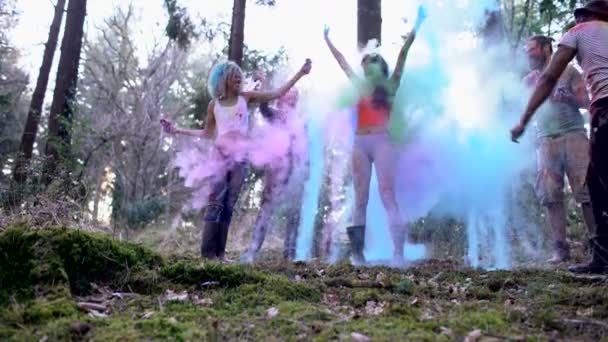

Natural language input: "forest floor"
[1,225,608,341]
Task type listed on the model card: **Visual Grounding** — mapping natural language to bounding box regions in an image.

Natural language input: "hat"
[574,0,608,21]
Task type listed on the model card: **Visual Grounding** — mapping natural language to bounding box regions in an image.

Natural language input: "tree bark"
[13,0,66,184]
[44,0,87,181]
[228,0,246,66]
[357,0,382,49]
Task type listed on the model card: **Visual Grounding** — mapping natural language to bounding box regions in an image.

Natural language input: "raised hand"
[414,5,428,31]
[299,58,312,75]
[160,119,177,134]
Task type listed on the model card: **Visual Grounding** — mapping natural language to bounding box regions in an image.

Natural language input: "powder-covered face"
[525,40,547,71]
[361,54,386,80]
[227,70,243,93]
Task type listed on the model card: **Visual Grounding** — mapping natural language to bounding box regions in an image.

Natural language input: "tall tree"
[13,0,66,184]
[228,0,246,66]
[357,0,382,49]
[0,0,28,178]
[44,0,87,181]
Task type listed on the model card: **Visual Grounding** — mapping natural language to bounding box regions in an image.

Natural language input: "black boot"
[216,221,231,262]
[569,237,608,273]
[201,222,221,259]
[346,225,366,265]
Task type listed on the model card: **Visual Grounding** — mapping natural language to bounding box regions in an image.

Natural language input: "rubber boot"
[201,222,221,259]
[346,225,366,265]
[569,237,608,273]
[216,221,232,262]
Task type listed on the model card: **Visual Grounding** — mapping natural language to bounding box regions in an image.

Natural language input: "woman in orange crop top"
[324,6,426,266]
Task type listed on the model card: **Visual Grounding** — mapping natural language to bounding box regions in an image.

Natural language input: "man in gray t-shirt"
[523,35,595,263]
[511,0,608,273]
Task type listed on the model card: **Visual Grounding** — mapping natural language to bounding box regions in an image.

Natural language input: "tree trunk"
[228,0,246,66]
[357,0,382,49]
[44,0,87,181]
[91,160,105,222]
[13,0,66,184]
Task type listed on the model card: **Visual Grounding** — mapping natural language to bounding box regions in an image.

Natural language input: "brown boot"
[346,225,366,265]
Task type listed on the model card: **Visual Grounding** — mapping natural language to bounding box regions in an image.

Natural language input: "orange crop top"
[356,96,389,129]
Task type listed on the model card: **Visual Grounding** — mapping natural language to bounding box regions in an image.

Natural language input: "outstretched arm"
[242,59,311,103]
[390,5,427,87]
[511,45,576,142]
[324,26,358,80]
[160,101,216,139]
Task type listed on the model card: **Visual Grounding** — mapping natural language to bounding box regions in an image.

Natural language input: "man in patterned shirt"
[511,0,608,273]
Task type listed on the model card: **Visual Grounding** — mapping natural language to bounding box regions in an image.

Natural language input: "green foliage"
[163,0,197,49]
[0,226,162,302]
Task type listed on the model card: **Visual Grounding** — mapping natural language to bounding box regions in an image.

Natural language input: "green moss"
[1,297,78,326]
[159,259,266,288]
[0,226,162,303]
[394,278,415,295]
[351,289,381,307]
[3,225,608,341]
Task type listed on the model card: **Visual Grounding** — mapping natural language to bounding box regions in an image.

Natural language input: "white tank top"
[214,96,249,137]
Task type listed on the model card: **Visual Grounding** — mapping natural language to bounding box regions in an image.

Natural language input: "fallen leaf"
[88,310,108,319]
[351,332,371,342]
[440,326,453,336]
[194,297,214,306]
[358,273,370,280]
[165,289,188,302]
[77,302,107,313]
[201,281,220,288]
[577,307,594,317]
[141,311,155,319]
[265,307,279,319]
[364,301,386,316]
[421,310,434,320]
[464,329,482,342]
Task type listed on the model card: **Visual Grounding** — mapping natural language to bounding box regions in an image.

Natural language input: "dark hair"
[361,53,389,78]
[529,35,554,54]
